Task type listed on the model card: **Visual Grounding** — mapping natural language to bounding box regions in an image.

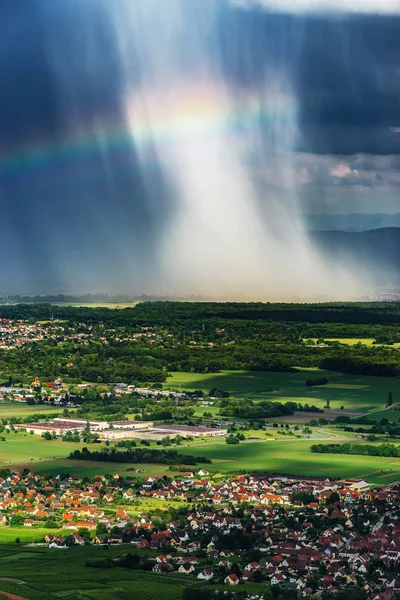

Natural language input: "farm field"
[0,545,194,600]
[0,544,268,600]
[0,431,90,468]
[308,338,376,346]
[0,527,65,544]
[3,424,399,487]
[28,459,180,479]
[52,302,139,308]
[167,368,398,414]
[176,439,400,484]
[0,402,73,419]
[362,403,400,422]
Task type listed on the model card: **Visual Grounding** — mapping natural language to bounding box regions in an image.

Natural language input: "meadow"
[168,368,399,414]
[0,431,89,468]
[0,402,72,419]
[176,439,400,484]
[4,424,400,487]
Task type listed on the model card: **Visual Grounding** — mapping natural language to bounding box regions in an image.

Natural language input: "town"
[0,302,400,599]
[0,467,399,599]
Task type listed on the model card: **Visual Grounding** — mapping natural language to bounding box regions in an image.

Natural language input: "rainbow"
[0,83,297,182]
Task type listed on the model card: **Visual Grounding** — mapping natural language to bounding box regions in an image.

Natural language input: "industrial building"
[53,417,110,430]
[15,417,226,440]
[152,424,227,438]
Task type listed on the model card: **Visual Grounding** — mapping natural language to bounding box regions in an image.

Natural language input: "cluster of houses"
[0,317,93,350]
[0,469,399,597]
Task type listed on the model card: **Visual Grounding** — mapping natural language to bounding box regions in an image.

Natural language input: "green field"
[363,403,400,422]
[177,439,400,484]
[0,527,66,544]
[309,338,376,346]
[0,431,90,468]
[168,369,399,414]
[0,543,271,600]
[0,402,73,419]
[0,545,193,600]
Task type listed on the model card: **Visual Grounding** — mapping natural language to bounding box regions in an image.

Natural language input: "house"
[108,534,123,545]
[224,574,240,585]
[271,573,287,585]
[71,533,85,545]
[178,564,195,574]
[197,569,214,581]
[152,562,173,573]
[49,540,67,549]
[116,508,129,521]
[245,561,259,571]
[349,480,370,492]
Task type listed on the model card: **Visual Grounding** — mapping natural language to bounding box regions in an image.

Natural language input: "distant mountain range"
[310,227,400,286]
[307,213,400,232]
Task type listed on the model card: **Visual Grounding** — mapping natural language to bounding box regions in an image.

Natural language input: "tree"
[96,522,108,537]
[77,527,91,543]
[226,435,239,445]
[387,391,393,407]
[10,514,24,527]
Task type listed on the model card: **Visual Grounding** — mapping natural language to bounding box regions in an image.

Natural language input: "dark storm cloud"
[1,3,399,154]
[216,9,400,154]
[0,0,398,293]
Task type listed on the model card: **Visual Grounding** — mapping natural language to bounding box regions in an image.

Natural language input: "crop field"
[0,545,194,600]
[52,303,139,309]
[308,338,376,346]
[176,439,400,484]
[0,544,267,600]
[167,368,399,414]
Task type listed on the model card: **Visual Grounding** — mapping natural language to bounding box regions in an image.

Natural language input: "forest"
[0,302,400,385]
[310,443,400,457]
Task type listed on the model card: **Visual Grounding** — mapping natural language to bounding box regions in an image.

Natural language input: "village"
[0,468,399,598]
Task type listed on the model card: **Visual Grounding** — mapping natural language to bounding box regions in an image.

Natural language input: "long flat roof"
[153,424,224,433]
[17,422,83,430]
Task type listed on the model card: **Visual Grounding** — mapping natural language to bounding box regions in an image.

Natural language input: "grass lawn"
[167,369,399,414]
[176,439,400,484]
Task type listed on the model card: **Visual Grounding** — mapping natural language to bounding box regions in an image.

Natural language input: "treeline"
[1,302,400,383]
[3,300,400,328]
[219,398,323,419]
[320,356,400,377]
[69,446,211,465]
[311,443,400,457]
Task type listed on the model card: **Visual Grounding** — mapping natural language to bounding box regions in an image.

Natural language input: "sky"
[0,0,399,296]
